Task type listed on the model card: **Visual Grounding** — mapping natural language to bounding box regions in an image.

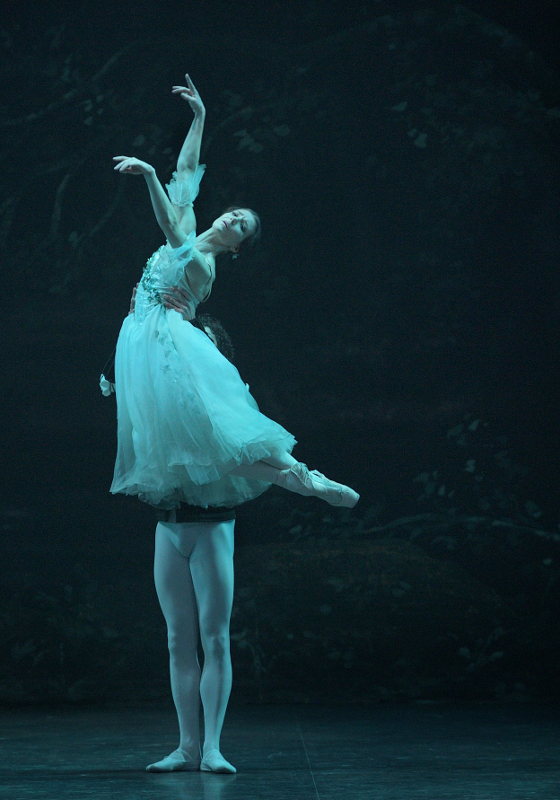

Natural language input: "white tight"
[231,446,298,482]
[153,519,235,759]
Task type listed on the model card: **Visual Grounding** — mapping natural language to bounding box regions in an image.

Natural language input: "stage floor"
[1,702,559,799]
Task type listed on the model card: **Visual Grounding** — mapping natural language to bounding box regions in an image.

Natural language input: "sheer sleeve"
[166,164,206,207]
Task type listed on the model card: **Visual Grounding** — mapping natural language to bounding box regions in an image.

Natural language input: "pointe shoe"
[277,463,360,508]
[200,749,237,773]
[146,750,201,772]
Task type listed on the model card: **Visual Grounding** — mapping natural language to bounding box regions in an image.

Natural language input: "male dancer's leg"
[147,522,201,771]
[189,519,236,773]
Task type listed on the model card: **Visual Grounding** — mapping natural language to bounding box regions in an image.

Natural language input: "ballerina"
[110,73,359,512]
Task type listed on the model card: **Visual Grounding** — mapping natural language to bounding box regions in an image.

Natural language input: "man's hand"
[130,283,192,320]
[162,286,192,320]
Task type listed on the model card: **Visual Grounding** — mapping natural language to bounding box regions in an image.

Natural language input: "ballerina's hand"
[113,156,154,175]
[162,286,192,320]
[171,74,205,116]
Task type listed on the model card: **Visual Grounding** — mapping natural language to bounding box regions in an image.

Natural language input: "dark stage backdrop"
[1,0,559,704]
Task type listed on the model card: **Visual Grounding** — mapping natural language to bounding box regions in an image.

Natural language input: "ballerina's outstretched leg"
[232,448,359,508]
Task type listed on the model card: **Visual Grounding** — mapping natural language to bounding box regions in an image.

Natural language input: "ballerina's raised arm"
[112,74,215,298]
[172,74,206,179]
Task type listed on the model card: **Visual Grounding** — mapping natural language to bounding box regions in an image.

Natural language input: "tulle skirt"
[110,307,296,508]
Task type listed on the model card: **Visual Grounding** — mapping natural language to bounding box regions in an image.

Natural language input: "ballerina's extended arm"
[113,156,185,248]
[172,74,206,180]
[167,74,206,238]
[112,155,212,291]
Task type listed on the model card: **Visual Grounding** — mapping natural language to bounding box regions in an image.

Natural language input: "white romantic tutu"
[110,168,296,509]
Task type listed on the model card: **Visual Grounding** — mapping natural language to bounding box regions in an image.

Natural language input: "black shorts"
[155,504,236,524]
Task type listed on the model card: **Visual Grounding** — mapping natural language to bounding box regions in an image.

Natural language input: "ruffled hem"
[166,164,206,207]
[111,431,296,509]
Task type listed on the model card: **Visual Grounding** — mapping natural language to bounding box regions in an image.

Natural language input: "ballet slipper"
[200,749,237,773]
[276,463,359,508]
[146,749,201,772]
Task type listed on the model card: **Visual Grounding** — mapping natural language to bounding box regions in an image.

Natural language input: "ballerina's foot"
[307,469,360,508]
[200,749,237,773]
[277,463,360,508]
[146,750,201,772]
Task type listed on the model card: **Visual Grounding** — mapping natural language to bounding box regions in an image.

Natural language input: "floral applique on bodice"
[139,246,166,304]
[134,233,198,323]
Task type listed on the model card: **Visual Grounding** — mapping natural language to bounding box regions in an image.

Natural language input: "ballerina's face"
[212,209,259,252]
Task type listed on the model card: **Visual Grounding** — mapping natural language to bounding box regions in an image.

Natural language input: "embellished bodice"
[134,234,198,322]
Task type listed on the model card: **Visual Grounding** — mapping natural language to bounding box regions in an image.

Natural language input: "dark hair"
[224,206,261,251]
[192,314,235,363]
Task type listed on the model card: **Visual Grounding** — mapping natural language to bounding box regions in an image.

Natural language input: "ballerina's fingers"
[113,156,134,172]
[172,75,204,112]
[185,74,199,93]
[113,156,152,175]
[171,74,197,92]
[171,86,194,102]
